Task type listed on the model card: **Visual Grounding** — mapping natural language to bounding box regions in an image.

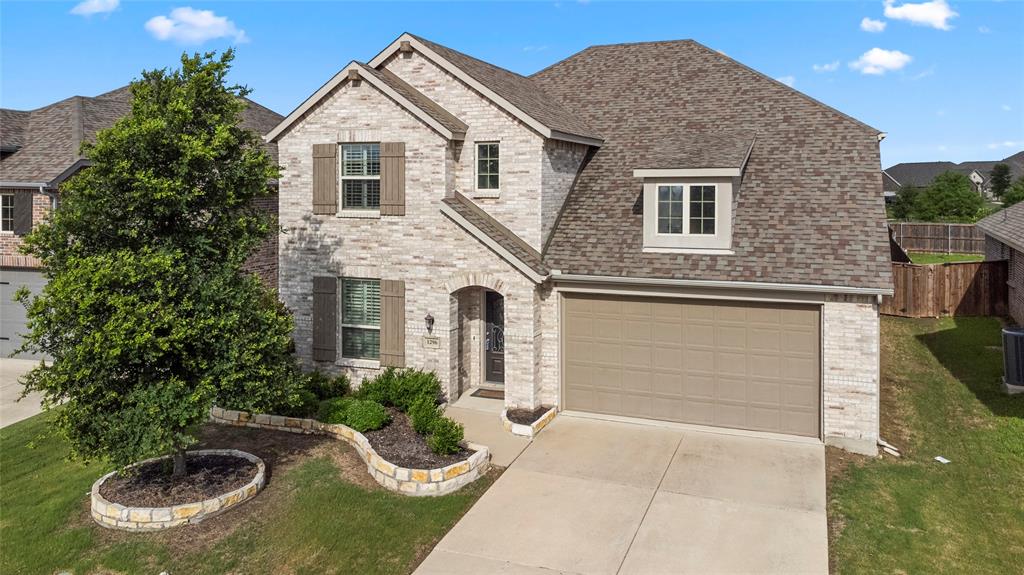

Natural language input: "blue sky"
[1,1,1022,167]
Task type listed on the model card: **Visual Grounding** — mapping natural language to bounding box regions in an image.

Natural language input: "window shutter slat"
[312,276,337,362]
[13,191,33,236]
[312,143,338,215]
[379,279,406,367]
[380,142,405,216]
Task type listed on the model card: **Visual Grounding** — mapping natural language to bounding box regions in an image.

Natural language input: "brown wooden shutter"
[312,143,338,215]
[379,279,406,367]
[380,142,406,216]
[13,191,33,236]
[312,277,337,362]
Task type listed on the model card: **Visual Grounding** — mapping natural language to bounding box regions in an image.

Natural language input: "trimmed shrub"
[427,417,464,455]
[318,397,353,423]
[409,395,442,435]
[356,368,442,411]
[356,368,400,405]
[305,370,351,400]
[279,389,318,418]
[344,400,391,433]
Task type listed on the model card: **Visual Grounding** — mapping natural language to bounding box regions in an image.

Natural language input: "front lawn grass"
[0,413,494,575]
[908,251,985,264]
[828,317,1024,574]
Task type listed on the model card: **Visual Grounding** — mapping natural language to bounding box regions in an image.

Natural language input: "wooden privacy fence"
[889,222,985,254]
[881,261,1008,317]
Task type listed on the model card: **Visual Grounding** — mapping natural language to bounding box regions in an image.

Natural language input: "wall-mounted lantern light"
[424,314,435,335]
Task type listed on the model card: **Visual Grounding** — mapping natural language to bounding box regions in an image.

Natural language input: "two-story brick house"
[269,33,893,455]
[0,86,283,357]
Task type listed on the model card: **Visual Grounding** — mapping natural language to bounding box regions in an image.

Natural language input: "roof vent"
[399,40,413,53]
[347,69,360,81]
[1002,327,1024,395]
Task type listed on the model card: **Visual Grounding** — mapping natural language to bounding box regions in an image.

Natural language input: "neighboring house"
[269,33,892,455]
[883,151,1024,199]
[0,86,283,358]
[978,202,1024,325]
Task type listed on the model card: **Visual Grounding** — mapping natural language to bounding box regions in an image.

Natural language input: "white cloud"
[70,0,118,16]
[988,141,1022,149]
[911,66,935,80]
[978,25,992,34]
[849,48,912,75]
[775,75,796,87]
[861,17,887,32]
[145,7,248,45]
[1002,104,1013,112]
[812,60,840,73]
[883,0,958,31]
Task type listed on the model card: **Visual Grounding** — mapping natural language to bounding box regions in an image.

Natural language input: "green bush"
[427,417,464,455]
[356,368,401,405]
[356,368,442,411]
[278,389,319,418]
[305,370,351,400]
[318,398,389,433]
[409,395,442,435]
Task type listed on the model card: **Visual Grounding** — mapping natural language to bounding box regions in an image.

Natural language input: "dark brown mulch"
[506,406,550,426]
[99,453,257,508]
[363,408,472,469]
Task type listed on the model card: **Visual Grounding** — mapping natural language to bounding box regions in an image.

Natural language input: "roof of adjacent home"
[885,151,1024,189]
[530,39,892,291]
[0,86,283,187]
[977,202,1024,253]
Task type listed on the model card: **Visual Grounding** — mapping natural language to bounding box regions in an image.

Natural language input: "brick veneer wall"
[0,189,51,268]
[243,193,279,288]
[985,236,1023,325]
[822,293,881,455]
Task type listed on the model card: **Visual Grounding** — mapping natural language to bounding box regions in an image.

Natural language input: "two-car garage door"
[562,293,821,437]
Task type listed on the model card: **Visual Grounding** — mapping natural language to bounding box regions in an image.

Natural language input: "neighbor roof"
[1,86,283,187]
[532,39,892,291]
[884,150,1024,190]
[977,202,1024,254]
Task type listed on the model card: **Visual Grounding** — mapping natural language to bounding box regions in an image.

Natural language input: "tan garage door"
[562,294,820,437]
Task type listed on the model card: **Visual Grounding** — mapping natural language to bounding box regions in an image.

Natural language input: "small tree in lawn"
[913,170,984,222]
[890,184,918,220]
[17,51,296,478]
[989,163,1012,199]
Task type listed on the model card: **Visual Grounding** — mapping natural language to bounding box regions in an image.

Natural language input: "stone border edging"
[209,407,489,496]
[501,406,557,438]
[91,449,265,531]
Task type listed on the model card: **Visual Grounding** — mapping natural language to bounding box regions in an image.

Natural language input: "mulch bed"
[99,453,257,508]
[506,406,550,426]
[363,408,472,469]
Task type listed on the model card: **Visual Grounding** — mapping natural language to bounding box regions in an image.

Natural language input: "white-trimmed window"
[0,194,13,232]
[341,278,380,360]
[642,179,732,252]
[341,143,381,210]
[656,184,716,236]
[476,142,499,190]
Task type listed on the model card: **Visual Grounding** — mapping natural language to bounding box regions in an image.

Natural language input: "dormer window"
[640,176,734,253]
[656,184,717,236]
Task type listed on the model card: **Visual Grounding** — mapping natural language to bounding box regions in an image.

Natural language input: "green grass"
[0,414,492,575]
[908,251,985,264]
[829,317,1024,574]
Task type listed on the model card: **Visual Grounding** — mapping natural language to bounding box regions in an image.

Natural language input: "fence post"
[947,224,951,254]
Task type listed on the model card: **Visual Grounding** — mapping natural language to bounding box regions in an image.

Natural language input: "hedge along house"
[0,86,283,358]
[269,33,893,455]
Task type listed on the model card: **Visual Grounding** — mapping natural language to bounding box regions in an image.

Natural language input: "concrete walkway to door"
[415,416,828,575]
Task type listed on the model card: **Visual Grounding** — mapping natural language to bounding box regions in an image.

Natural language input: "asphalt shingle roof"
[977,202,1024,252]
[1,85,283,186]
[633,130,755,170]
[357,63,468,137]
[531,40,892,291]
[410,34,601,142]
[442,192,548,277]
[885,151,1024,189]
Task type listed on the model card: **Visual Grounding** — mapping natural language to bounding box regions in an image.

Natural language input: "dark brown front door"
[485,291,505,384]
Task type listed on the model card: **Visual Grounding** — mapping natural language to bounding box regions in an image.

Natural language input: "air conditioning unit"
[1002,327,1024,395]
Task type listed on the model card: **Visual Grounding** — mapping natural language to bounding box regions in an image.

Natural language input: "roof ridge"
[407,33,535,81]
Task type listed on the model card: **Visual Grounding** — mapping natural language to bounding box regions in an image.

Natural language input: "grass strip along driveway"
[828,317,1024,574]
[0,415,493,575]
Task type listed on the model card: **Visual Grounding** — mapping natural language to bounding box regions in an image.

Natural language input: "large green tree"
[17,51,295,477]
[1003,176,1024,207]
[989,163,1012,199]
[890,184,918,220]
[912,171,984,222]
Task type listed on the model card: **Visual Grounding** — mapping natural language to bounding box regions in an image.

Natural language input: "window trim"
[654,183,718,238]
[340,277,381,361]
[340,143,381,212]
[475,141,500,192]
[0,193,13,233]
[642,177,733,253]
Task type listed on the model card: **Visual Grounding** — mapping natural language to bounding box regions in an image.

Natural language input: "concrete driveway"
[416,416,827,575]
[0,359,44,428]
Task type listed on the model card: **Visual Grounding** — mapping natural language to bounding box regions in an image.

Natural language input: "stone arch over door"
[443,272,507,298]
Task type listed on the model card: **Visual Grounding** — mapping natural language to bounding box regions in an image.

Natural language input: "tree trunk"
[172,448,187,479]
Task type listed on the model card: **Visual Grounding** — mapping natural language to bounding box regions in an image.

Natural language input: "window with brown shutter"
[312,277,337,362]
[312,144,338,214]
[11,191,33,236]
[379,279,406,367]
[380,142,406,216]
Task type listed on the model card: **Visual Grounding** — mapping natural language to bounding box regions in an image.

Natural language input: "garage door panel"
[563,294,820,438]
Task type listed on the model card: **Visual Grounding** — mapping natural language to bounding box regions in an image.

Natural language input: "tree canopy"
[1003,176,1024,207]
[909,171,984,222]
[17,51,296,476]
[989,163,1012,199]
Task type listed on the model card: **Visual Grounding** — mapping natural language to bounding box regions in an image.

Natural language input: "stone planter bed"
[501,406,557,438]
[209,406,489,496]
[91,449,265,532]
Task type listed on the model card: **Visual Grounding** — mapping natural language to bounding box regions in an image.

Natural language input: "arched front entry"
[450,286,505,399]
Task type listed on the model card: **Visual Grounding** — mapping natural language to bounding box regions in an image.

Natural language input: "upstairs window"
[688,185,716,235]
[643,180,731,252]
[0,194,12,232]
[476,142,500,190]
[341,143,380,210]
[656,184,716,236]
[341,278,380,360]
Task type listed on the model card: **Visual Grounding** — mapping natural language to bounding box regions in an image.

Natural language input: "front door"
[485,291,505,384]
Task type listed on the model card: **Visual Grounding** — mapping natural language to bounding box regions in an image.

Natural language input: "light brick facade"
[0,189,51,268]
[822,294,881,454]
[985,236,1024,325]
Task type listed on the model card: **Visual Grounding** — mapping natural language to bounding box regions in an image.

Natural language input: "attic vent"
[348,69,360,81]
[399,40,413,53]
